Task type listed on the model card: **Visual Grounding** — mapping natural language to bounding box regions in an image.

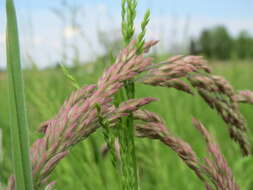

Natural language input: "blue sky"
[1,0,252,18]
[1,0,253,68]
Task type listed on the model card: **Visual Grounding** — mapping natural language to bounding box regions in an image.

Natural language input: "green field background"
[0,60,253,189]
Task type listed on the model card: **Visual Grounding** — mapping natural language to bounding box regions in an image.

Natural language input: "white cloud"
[64,26,80,39]
[0,32,5,44]
[0,32,6,68]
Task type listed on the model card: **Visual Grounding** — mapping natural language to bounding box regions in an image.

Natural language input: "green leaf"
[6,0,34,189]
[60,64,80,89]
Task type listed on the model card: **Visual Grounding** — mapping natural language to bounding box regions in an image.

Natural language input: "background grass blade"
[6,0,34,189]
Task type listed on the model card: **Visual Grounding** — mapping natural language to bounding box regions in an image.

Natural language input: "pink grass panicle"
[192,118,240,190]
[139,55,250,155]
[133,110,205,182]
[188,75,250,155]
[140,55,210,95]
[6,41,158,190]
[134,110,240,190]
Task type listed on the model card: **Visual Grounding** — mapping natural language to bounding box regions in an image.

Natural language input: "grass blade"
[6,0,34,189]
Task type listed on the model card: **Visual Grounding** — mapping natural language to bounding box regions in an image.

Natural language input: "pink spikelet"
[139,55,210,95]
[234,90,253,105]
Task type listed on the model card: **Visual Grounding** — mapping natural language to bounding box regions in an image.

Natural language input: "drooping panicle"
[188,75,250,155]
[134,111,240,189]
[134,110,206,182]
[192,118,240,190]
[139,54,250,155]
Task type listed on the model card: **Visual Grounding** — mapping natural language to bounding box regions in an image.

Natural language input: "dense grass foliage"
[0,61,253,189]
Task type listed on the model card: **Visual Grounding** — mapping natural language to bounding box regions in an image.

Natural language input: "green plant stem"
[119,1,141,189]
[124,80,138,189]
[118,1,151,189]
[6,0,34,189]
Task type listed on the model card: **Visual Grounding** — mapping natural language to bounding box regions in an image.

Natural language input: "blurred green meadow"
[1,59,253,189]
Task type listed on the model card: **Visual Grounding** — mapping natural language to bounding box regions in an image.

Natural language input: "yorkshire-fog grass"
[2,0,253,190]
